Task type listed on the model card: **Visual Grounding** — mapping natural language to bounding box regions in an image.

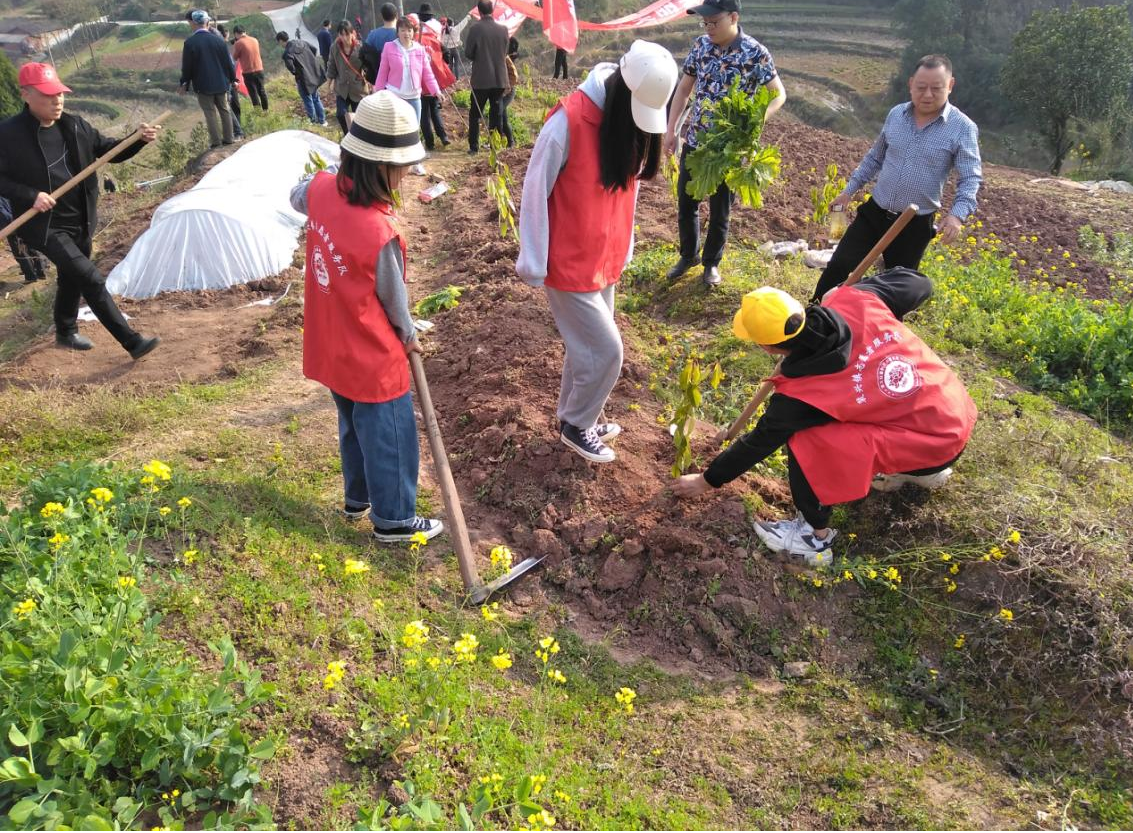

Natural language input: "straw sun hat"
[340,91,426,166]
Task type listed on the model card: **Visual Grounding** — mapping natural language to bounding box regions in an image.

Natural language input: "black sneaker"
[342,503,370,520]
[56,333,94,351]
[560,422,615,463]
[128,335,160,360]
[372,516,444,543]
[560,420,621,441]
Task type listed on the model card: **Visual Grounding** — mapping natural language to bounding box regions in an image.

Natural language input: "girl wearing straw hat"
[290,91,443,543]
[516,41,679,463]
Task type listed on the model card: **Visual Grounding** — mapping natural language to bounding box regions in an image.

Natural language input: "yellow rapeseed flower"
[490,649,513,670]
[988,545,1005,561]
[548,669,567,684]
[526,810,556,830]
[490,545,513,571]
[453,632,479,663]
[554,790,571,803]
[118,576,137,589]
[614,686,637,714]
[954,634,966,649]
[949,563,959,575]
[40,502,65,519]
[538,636,560,654]
[182,550,198,565]
[344,558,371,575]
[48,532,69,549]
[14,598,36,619]
[481,603,500,622]
[402,620,430,649]
[1006,529,1021,545]
[531,773,547,795]
[89,487,114,504]
[143,460,172,481]
[884,566,901,583]
[158,506,172,517]
[410,531,429,546]
[999,608,1014,621]
[397,713,410,729]
[177,497,193,509]
[324,659,347,689]
[940,552,952,562]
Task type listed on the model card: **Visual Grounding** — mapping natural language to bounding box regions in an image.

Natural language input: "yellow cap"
[732,287,806,345]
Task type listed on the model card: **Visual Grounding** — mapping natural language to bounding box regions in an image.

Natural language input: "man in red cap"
[0,63,161,358]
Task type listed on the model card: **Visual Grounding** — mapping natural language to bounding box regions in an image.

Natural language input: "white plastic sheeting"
[106,130,340,299]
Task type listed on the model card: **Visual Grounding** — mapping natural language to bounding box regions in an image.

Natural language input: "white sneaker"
[753,515,837,567]
[411,163,427,176]
[871,467,953,493]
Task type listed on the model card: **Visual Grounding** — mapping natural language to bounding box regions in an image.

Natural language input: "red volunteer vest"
[302,171,410,403]
[772,287,977,505]
[545,90,637,293]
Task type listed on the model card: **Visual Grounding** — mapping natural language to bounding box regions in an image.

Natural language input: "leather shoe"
[666,255,701,280]
[56,333,94,351]
[702,265,722,287]
[128,335,161,360]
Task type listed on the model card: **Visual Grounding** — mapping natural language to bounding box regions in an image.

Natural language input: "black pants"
[420,95,448,149]
[677,145,732,268]
[812,198,937,302]
[244,70,268,111]
[789,447,963,530]
[553,48,567,78]
[38,228,139,349]
[443,47,460,78]
[8,234,49,282]
[228,84,244,137]
[468,87,503,151]
[500,89,515,147]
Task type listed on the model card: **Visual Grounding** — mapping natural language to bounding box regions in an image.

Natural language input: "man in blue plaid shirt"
[663,0,786,288]
[812,54,982,302]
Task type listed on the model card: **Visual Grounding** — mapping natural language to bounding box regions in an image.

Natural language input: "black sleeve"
[702,393,834,488]
[0,135,39,206]
[853,267,933,321]
[180,37,195,87]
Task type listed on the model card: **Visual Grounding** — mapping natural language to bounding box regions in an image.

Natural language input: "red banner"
[469,4,527,36]
[542,0,578,51]
[470,0,698,47]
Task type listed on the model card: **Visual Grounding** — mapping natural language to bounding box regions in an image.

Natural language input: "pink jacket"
[374,40,439,98]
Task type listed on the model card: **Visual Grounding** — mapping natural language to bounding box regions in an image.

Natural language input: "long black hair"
[598,68,662,192]
[337,149,396,207]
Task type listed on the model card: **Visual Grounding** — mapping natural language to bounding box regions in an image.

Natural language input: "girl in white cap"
[517,41,679,463]
[290,91,443,542]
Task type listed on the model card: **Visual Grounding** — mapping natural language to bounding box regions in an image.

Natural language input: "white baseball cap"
[619,40,678,134]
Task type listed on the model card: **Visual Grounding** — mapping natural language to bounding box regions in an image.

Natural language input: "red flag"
[542,0,578,52]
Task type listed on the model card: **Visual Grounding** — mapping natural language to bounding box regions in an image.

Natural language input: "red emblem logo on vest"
[312,246,330,292]
[877,354,922,399]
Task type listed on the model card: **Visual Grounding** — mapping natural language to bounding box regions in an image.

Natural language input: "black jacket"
[0,108,145,247]
[180,28,237,95]
[282,40,325,95]
[704,268,934,487]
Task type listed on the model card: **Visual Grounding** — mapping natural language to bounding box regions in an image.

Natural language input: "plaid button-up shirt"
[680,29,777,149]
[847,101,983,219]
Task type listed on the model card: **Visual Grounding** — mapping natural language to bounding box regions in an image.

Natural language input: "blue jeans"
[298,83,326,124]
[332,390,419,529]
[405,96,421,123]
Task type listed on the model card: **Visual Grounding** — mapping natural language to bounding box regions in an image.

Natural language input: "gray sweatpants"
[545,284,623,430]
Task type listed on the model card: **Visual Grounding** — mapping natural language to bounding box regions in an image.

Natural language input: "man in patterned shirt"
[663,0,785,287]
[812,54,982,302]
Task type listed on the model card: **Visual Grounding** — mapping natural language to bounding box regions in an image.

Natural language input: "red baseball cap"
[18,63,72,95]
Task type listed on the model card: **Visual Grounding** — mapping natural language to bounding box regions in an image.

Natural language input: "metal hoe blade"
[468,556,546,605]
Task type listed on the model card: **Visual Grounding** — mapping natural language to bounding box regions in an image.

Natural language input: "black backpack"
[359,41,381,85]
